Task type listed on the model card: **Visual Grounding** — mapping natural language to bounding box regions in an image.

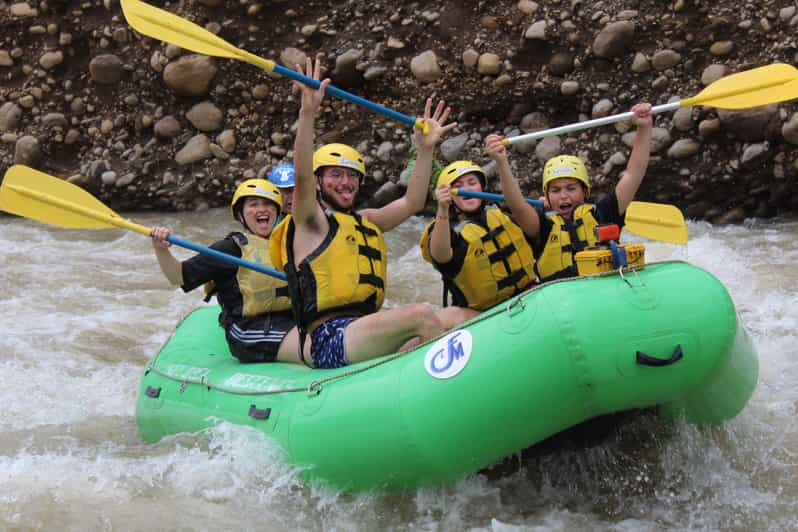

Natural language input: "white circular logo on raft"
[424,330,473,379]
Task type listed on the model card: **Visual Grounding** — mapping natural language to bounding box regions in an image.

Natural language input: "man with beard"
[270,56,457,368]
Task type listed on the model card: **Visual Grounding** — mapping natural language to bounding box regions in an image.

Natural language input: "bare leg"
[343,303,444,364]
[436,306,480,330]
[275,326,314,366]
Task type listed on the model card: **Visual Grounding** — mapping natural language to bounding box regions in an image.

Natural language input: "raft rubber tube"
[136,261,758,492]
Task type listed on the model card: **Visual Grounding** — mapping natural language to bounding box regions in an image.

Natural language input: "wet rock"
[672,107,693,131]
[631,52,650,73]
[592,21,635,58]
[477,53,501,75]
[548,52,574,76]
[713,206,746,225]
[717,104,780,141]
[332,49,364,87]
[535,136,561,163]
[699,118,721,137]
[0,102,22,132]
[651,49,681,70]
[154,115,181,139]
[89,54,124,84]
[517,0,539,15]
[10,3,37,17]
[101,170,117,185]
[741,142,768,164]
[591,99,614,118]
[709,41,734,56]
[38,51,63,70]
[462,49,479,69]
[410,50,442,83]
[163,55,217,97]
[440,132,468,162]
[781,113,798,145]
[524,20,547,40]
[0,50,13,67]
[13,135,40,165]
[372,181,401,205]
[217,129,236,153]
[279,47,306,69]
[667,138,701,159]
[623,127,671,152]
[185,101,223,132]
[560,81,579,95]
[701,64,728,85]
[175,134,212,165]
[42,113,68,128]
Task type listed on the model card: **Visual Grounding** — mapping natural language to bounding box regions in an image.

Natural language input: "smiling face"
[317,166,362,212]
[451,173,484,214]
[546,177,587,220]
[239,196,280,238]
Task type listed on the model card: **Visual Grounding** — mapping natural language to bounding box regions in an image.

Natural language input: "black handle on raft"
[145,386,161,398]
[248,405,271,420]
[636,345,683,367]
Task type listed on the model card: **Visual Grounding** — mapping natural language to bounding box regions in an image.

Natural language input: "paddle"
[0,165,287,280]
[120,0,428,133]
[504,63,798,145]
[452,188,543,207]
[451,188,687,244]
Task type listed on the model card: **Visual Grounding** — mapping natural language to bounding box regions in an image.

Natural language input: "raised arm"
[428,184,455,264]
[151,226,183,286]
[485,134,541,240]
[615,102,653,214]
[361,99,456,231]
[292,55,331,230]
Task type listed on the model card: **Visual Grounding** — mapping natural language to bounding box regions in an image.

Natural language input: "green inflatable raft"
[136,261,758,491]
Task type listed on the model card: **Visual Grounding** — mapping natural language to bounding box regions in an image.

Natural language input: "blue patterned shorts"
[310,316,358,369]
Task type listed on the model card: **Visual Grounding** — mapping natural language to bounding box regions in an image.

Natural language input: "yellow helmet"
[230,179,282,218]
[436,160,486,188]
[542,155,590,196]
[313,143,366,176]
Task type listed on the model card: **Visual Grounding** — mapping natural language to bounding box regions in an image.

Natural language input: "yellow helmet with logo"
[230,178,282,219]
[436,160,486,188]
[313,143,366,176]
[542,155,590,197]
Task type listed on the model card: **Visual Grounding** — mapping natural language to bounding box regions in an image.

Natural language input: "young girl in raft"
[485,102,653,283]
[151,179,307,364]
[419,157,538,327]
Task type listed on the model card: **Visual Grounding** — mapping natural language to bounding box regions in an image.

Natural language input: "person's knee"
[401,303,443,336]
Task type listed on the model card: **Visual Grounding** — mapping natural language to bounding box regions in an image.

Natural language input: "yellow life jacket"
[419,206,536,311]
[534,204,601,282]
[205,232,292,316]
[270,210,387,330]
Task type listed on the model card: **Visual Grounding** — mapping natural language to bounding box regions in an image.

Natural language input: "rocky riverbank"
[1,0,798,223]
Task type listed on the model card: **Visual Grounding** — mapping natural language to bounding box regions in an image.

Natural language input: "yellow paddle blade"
[0,165,147,235]
[682,63,798,109]
[121,0,273,69]
[624,201,688,245]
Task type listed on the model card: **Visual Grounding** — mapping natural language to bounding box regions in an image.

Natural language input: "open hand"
[294,54,330,116]
[415,98,457,149]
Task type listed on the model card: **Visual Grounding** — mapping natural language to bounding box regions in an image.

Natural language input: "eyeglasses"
[322,168,361,182]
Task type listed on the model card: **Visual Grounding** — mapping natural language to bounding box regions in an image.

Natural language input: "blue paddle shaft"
[455,189,544,207]
[273,64,417,127]
[166,234,287,280]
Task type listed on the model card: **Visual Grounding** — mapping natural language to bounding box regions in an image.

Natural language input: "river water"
[1,208,796,531]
